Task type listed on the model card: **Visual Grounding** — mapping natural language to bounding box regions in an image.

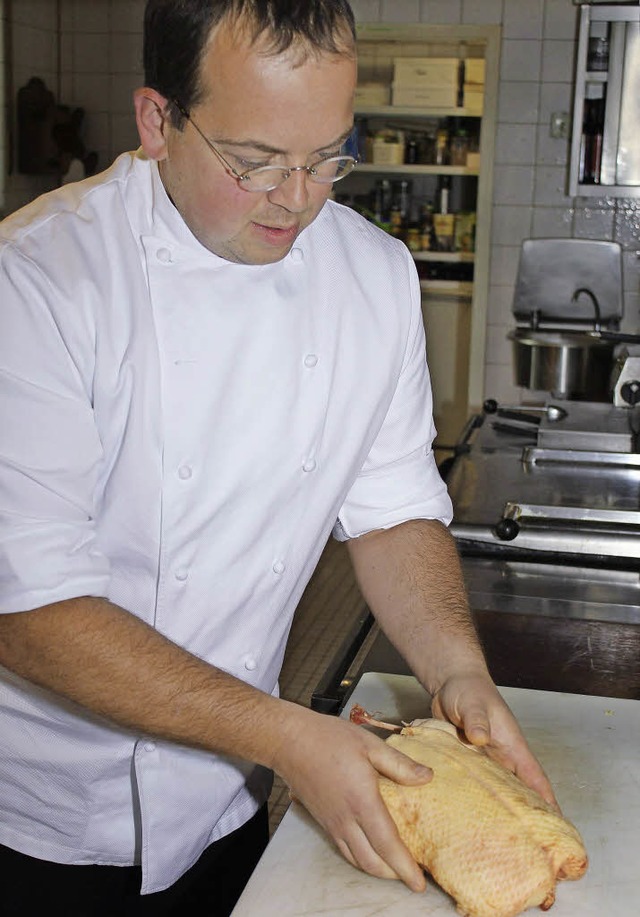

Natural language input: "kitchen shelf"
[355,163,480,176]
[355,105,482,119]
[353,21,500,444]
[420,280,474,297]
[413,251,475,263]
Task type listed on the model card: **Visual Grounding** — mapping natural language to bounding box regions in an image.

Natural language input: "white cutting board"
[232,673,640,917]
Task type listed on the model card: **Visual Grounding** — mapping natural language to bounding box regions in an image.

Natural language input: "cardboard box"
[464,59,486,86]
[355,82,390,107]
[391,84,459,109]
[370,131,405,165]
[463,86,484,114]
[393,57,460,87]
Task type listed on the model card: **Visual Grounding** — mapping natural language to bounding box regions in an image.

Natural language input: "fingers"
[369,740,433,786]
[336,811,427,892]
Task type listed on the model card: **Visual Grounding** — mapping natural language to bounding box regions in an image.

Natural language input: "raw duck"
[350,707,588,917]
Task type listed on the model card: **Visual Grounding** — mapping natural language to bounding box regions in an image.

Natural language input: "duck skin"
[350,707,588,917]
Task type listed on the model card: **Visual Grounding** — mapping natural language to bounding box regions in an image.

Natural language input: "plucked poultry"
[350,706,588,917]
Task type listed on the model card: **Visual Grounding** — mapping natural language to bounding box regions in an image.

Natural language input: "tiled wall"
[4,0,640,403]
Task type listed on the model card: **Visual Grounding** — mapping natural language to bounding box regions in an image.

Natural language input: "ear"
[134,88,172,161]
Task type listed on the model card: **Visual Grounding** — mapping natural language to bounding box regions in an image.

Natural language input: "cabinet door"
[421,291,472,446]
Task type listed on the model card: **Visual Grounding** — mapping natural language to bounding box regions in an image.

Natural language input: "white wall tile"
[483,363,522,404]
[493,165,535,206]
[538,81,573,125]
[495,123,537,165]
[614,208,640,252]
[419,0,462,25]
[109,73,141,114]
[490,244,522,287]
[500,41,542,82]
[492,204,533,246]
[543,0,579,41]
[503,0,544,39]
[541,39,575,83]
[498,81,540,123]
[485,283,514,325]
[382,0,419,22]
[72,32,109,74]
[536,126,569,167]
[533,164,572,206]
[72,72,110,114]
[109,31,144,75]
[531,205,574,237]
[485,323,513,364]
[462,0,503,26]
[351,0,382,22]
[109,0,145,34]
[110,112,139,157]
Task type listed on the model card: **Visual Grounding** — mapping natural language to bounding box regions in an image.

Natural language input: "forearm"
[0,596,302,769]
[346,519,489,695]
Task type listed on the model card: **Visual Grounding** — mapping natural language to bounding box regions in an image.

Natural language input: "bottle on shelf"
[434,176,455,251]
[450,128,469,166]
[419,202,436,252]
[579,83,605,184]
[434,126,449,166]
[389,179,412,239]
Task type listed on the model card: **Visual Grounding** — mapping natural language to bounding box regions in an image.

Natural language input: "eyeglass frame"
[172,100,358,192]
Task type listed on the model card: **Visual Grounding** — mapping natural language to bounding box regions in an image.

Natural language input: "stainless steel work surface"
[232,674,639,916]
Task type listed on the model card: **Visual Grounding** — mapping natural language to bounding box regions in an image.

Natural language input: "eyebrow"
[213,126,354,155]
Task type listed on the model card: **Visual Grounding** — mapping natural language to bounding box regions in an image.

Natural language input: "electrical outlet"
[550,111,569,140]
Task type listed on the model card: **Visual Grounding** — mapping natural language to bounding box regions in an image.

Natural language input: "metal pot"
[509,329,615,399]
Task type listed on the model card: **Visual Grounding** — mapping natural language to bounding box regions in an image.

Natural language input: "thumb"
[372,744,433,786]
[461,710,491,748]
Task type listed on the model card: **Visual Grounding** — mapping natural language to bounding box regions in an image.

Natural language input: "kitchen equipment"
[509,239,625,399]
[312,389,640,711]
[234,673,640,917]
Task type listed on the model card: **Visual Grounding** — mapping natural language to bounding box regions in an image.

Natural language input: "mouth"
[252,222,300,245]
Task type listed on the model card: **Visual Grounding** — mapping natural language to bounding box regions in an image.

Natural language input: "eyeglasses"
[173,101,358,192]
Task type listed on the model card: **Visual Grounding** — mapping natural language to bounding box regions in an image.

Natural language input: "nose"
[267,168,310,213]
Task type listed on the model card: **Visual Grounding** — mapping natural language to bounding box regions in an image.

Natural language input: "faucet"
[572,287,602,332]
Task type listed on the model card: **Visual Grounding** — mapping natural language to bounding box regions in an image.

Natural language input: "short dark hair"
[143,0,356,127]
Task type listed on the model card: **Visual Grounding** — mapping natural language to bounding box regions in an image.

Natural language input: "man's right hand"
[271,706,431,892]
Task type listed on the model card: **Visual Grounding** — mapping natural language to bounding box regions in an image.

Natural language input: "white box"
[393,57,460,88]
[354,82,390,106]
[391,84,459,109]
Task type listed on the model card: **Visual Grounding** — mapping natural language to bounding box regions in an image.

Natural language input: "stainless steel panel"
[523,447,640,468]
[616,20,640,185]
[511,239,623,324]
[536,400,636,451]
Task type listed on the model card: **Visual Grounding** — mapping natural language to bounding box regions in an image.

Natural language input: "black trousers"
[1,803,269,916]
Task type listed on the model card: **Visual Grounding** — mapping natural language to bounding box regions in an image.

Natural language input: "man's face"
[156,25,357,265]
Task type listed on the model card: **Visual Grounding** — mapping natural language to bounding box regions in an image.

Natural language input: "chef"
[0,1,555,914]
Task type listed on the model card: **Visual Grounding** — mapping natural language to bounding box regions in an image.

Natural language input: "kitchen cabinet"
[339,24,500,444]
[569,3,640,197]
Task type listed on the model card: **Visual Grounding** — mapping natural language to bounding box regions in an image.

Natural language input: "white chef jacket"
[0,149,452,893]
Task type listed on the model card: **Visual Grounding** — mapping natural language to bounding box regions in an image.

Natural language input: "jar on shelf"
[450,129,469,166]
[587,21,609,72]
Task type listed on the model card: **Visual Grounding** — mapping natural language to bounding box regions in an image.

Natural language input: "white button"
[175,567,189,581]
[178,465,192,480]
[302,459,317,473]
[156,247,172,263]
[304,354,318,368]
[244,656,257,672]
[144,742,156,752]
[290,248,303,263]
[272,561,285,575]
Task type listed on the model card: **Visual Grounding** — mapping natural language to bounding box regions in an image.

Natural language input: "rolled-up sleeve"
[334,249,452,539]
[0,244,110,613]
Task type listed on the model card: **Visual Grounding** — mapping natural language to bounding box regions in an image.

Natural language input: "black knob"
[494,518,520,541]
[620,380,640,406]
[483,398,498,414]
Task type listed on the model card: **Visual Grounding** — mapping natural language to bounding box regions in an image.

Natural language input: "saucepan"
[509,328,618,400]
